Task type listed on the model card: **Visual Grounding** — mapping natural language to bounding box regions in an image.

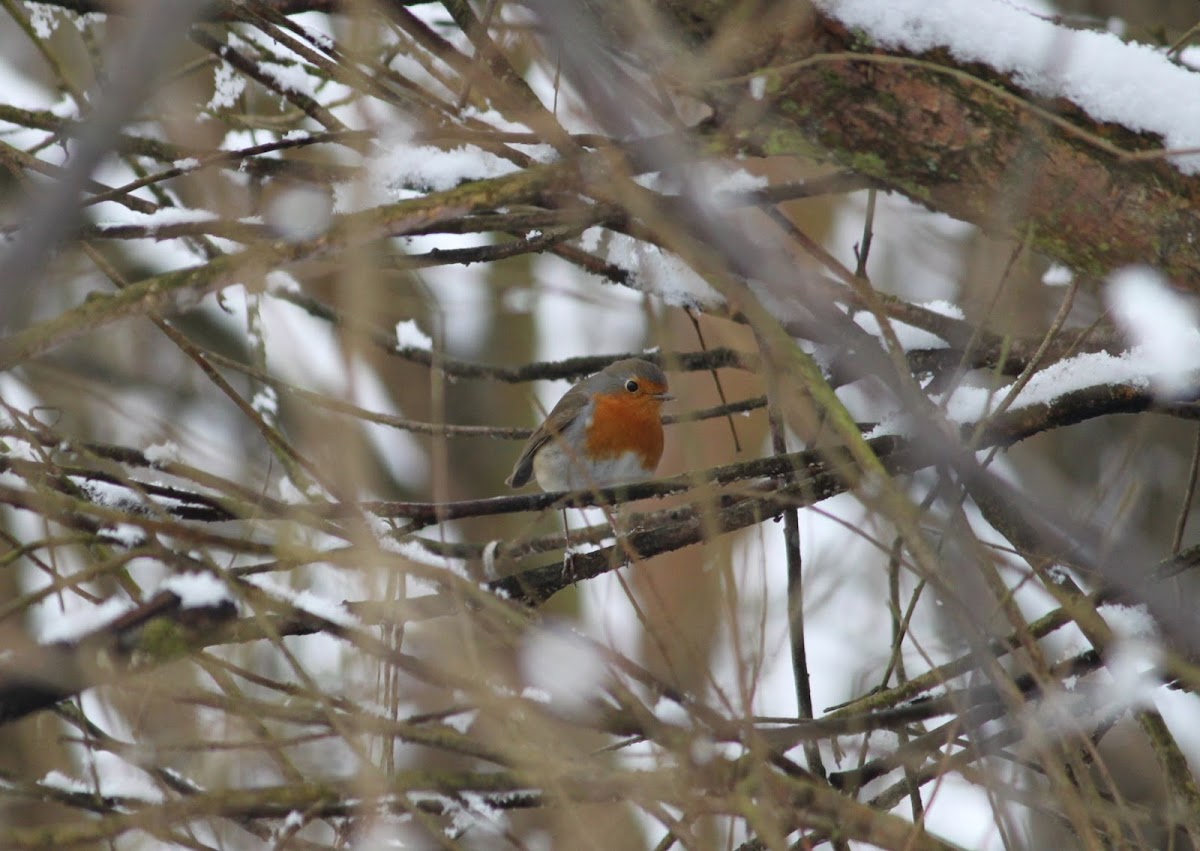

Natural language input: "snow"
[652,696,691,727]
[399,145,523,192]
[579,226,603,252]
[636,164,767,198]
[395,319,433,351]
[444,709,478,734]
[4,5,1194,847]
[251,386,279,418]
[3,437,37,462]
[1097,602,1159,640]
[817,0,1200,172]
[1023,636,1161,745]
[710,166,769,195]
[1042,262,1074,286]
[603,233,724,308]
[96,206,217,230]
[443,790,509,838]
[40,596,134,645]
[854,299,964,350]
[70,11,104,30]
[74,479,145,512]
[342,140,523,207]
[26,4,58,39]
[1101,638,1162,710]
[292,13,335,54]
[266,270,302,294]
[144,441,180,464]
[39,770,89,794]
[160,572,233,609]
[370,516,468,576]
[869,331,1200,437]
[208,61,245,110]
[40,757,164,803]
[82,201,223,273]
[245,575,359,627]
[520,686,552,704]
[259,62,317,97]
[98,523,148,548]
[1104,266,1200,398]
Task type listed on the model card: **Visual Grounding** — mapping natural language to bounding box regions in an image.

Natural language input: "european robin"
[506,358,672,492]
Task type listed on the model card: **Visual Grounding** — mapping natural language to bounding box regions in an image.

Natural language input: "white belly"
[532,443,650,491]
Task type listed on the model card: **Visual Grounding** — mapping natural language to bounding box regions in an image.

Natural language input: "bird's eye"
[625,379,639,393]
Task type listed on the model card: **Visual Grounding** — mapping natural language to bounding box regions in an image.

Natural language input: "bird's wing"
[505,425,551,488]
[505,384,588,488]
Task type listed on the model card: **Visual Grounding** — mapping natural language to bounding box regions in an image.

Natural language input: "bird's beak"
[654,392,674,401]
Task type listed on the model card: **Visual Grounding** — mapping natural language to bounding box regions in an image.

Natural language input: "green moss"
[847,27,875,51]
[754,119,827,160]
[134,618,194,662]
[1027,228,1104,278]
[845,150,887,175]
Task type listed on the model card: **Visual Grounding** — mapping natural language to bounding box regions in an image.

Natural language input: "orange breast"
[584,393,665,470]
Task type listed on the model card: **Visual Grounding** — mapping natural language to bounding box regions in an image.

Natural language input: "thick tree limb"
[696,11,1200,285]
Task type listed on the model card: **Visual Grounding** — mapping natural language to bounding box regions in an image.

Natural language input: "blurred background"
[1,0,1200,848]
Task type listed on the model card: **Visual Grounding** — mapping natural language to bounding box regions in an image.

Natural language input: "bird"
[506,358,672,568]
[506,358,672,492]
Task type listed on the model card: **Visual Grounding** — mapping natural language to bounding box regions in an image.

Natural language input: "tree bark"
[681,5,1200,286]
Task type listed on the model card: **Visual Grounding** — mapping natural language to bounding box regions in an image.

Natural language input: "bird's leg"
[611,504,632,568]
[560,506,579,583]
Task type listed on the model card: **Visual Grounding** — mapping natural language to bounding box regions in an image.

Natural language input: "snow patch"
[259,62,316,97]
[208,61,246,111]
[161,573,232,609]
[245,575,359,627]
[40,596,134,645]
[144,441,180,465]
[868,335,1200,437]
[605,233,724,308]
[854,299,964,350]
[1104,266,1200,398]
[817,0,1200,172]
[395,319,433,351]
[1042,263,1074,286]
